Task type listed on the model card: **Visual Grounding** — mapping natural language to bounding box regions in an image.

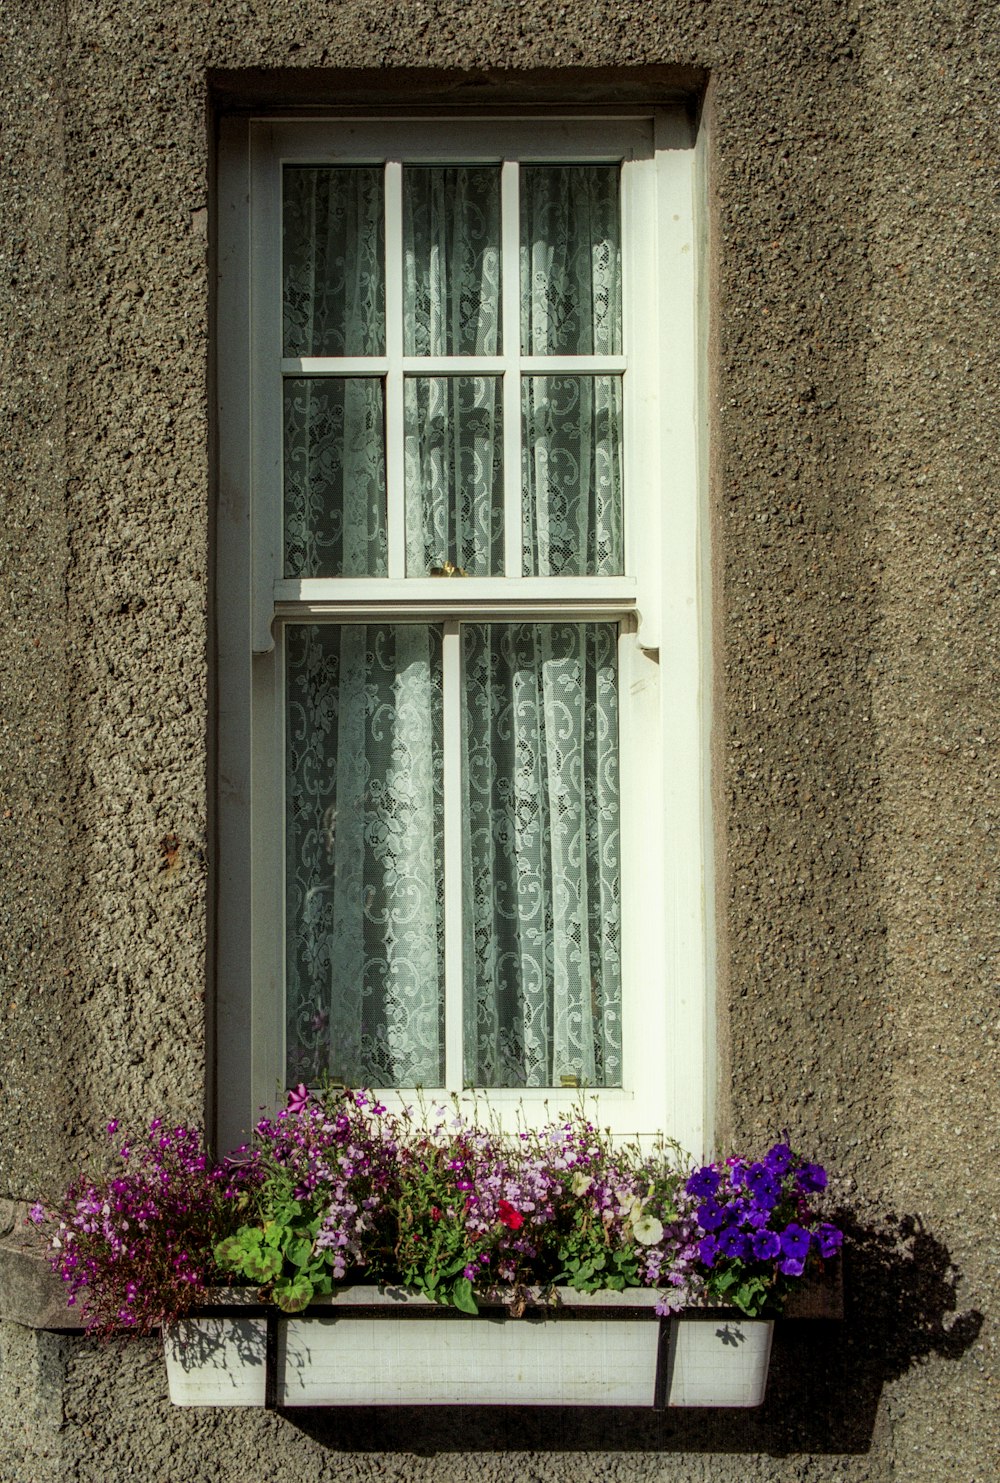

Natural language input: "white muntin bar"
[384,159,405,579]
[282,357,390,376]
[501,159,522,578]
[441,620,465,1089]
[282,356,625,377]
[519,356,626,375]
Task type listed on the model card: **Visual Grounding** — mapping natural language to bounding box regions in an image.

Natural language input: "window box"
[163,1288,779,1410]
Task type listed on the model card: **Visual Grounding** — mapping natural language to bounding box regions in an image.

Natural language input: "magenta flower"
[286,1084,311,1114]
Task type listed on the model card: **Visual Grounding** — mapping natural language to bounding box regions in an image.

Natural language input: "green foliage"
[392,1145,486,1312]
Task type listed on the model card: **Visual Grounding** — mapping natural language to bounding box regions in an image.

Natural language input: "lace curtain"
[283,163,623,1088]
[285,625,446,1087]
[462,623,622,1088]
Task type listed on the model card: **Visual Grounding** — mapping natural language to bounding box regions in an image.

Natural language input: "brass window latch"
[429,561,468,577]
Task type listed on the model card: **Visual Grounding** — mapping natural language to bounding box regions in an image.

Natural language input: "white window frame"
[216,109,712,1155]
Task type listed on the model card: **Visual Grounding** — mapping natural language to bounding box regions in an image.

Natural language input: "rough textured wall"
[0,0,996,1480]
[0,0,74,1199]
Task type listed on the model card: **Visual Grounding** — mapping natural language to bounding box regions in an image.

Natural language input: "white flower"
[571,1173,593,1197]
[632,1214,664,1246]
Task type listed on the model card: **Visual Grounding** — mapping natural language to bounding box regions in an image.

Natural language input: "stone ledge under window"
[0,1205,842,1333]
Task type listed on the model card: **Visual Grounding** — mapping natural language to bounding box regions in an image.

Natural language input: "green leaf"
[214,1236,249,1272]
[273,1276,313,1313]
[243,1246,283,1284]
[451,1278,479,1315]
[288,1238,313,1269]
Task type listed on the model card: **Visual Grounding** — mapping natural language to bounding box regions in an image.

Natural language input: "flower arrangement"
[33,1120,257,1336]
[35,1087,842,1335]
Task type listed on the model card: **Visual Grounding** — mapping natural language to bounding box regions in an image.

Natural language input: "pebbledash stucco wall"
[0,0,996,1478]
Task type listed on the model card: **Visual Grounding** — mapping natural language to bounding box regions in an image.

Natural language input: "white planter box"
[163,1289,774,1409]
[666,1315,774,1407]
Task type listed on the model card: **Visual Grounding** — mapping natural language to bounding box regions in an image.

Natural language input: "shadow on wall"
[280,1211,982,1456]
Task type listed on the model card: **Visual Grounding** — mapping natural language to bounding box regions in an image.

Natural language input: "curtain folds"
[282,162,625,1089]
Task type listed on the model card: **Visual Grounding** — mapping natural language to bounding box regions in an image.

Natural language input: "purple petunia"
[744,1162,780,1210]
[698,1234,719,1267]
[716,1227,750,1261]
[686,1166,721,1200]
[750,1229,782,1261]
[764,1142,793,1176]
[813,1222,843,1258]
[778,1221,812,1276]
[795,1162,828,1193]
[696,1198,726,1231]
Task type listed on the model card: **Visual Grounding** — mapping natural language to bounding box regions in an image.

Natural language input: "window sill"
[164,1273,842,1411]
[0,1222,840,1410]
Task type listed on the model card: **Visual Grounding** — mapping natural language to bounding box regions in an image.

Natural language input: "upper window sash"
[248,116,665,651]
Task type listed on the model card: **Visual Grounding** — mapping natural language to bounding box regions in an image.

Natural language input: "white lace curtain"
[282,163,623,1089]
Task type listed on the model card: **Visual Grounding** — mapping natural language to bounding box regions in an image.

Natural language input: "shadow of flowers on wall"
[285,1208,982,1457]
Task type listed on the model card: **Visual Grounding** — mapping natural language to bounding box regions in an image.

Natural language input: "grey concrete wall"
[1,1,996,1479]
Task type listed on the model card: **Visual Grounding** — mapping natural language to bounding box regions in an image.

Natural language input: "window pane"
[283,165,385,357]
[521,375,623,576]
[283,377,388,577]
[405,376,504,576]
[520,165,622,355]
[285,624,445,1088]
[462,622,622,1089]
[404,167,501,356]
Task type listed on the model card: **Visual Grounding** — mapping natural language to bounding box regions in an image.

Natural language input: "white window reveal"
[216,114,710,1151]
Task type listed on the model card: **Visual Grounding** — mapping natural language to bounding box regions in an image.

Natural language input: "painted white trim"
[263,117,652,166]
[441,622,464,1087]
[215,117,255,1153]
[216,109,710,1153]
[283,356,627,376]
[653,110,709,1158]
[384,160,405,579]
[501,158,523,579]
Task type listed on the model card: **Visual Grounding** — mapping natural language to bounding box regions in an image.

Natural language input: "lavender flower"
[39,1089,843,1327]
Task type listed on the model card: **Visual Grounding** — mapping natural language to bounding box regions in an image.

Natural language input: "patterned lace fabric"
[462,623,622,1088]
[522,375,624,576]
[404,376,504,576]
[283,378,388,577]
[283,165,385,357]
[285,625,445,1088]
[403,166,502,357]
[519,165,622,356]
[281,161,625,1089]
[285,621,622,1089]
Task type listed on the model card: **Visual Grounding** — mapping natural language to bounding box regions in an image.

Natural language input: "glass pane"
[283,165,385,357]
[405,376,504,576]
[285,624,445,1088]
[461,622,622,1089]
[520,165,622,355]
[404,167,501,356]
[283,377,387,577]
[521,376,623,575]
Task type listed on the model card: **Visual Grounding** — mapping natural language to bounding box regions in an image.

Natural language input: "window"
[216,111,710,1152]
